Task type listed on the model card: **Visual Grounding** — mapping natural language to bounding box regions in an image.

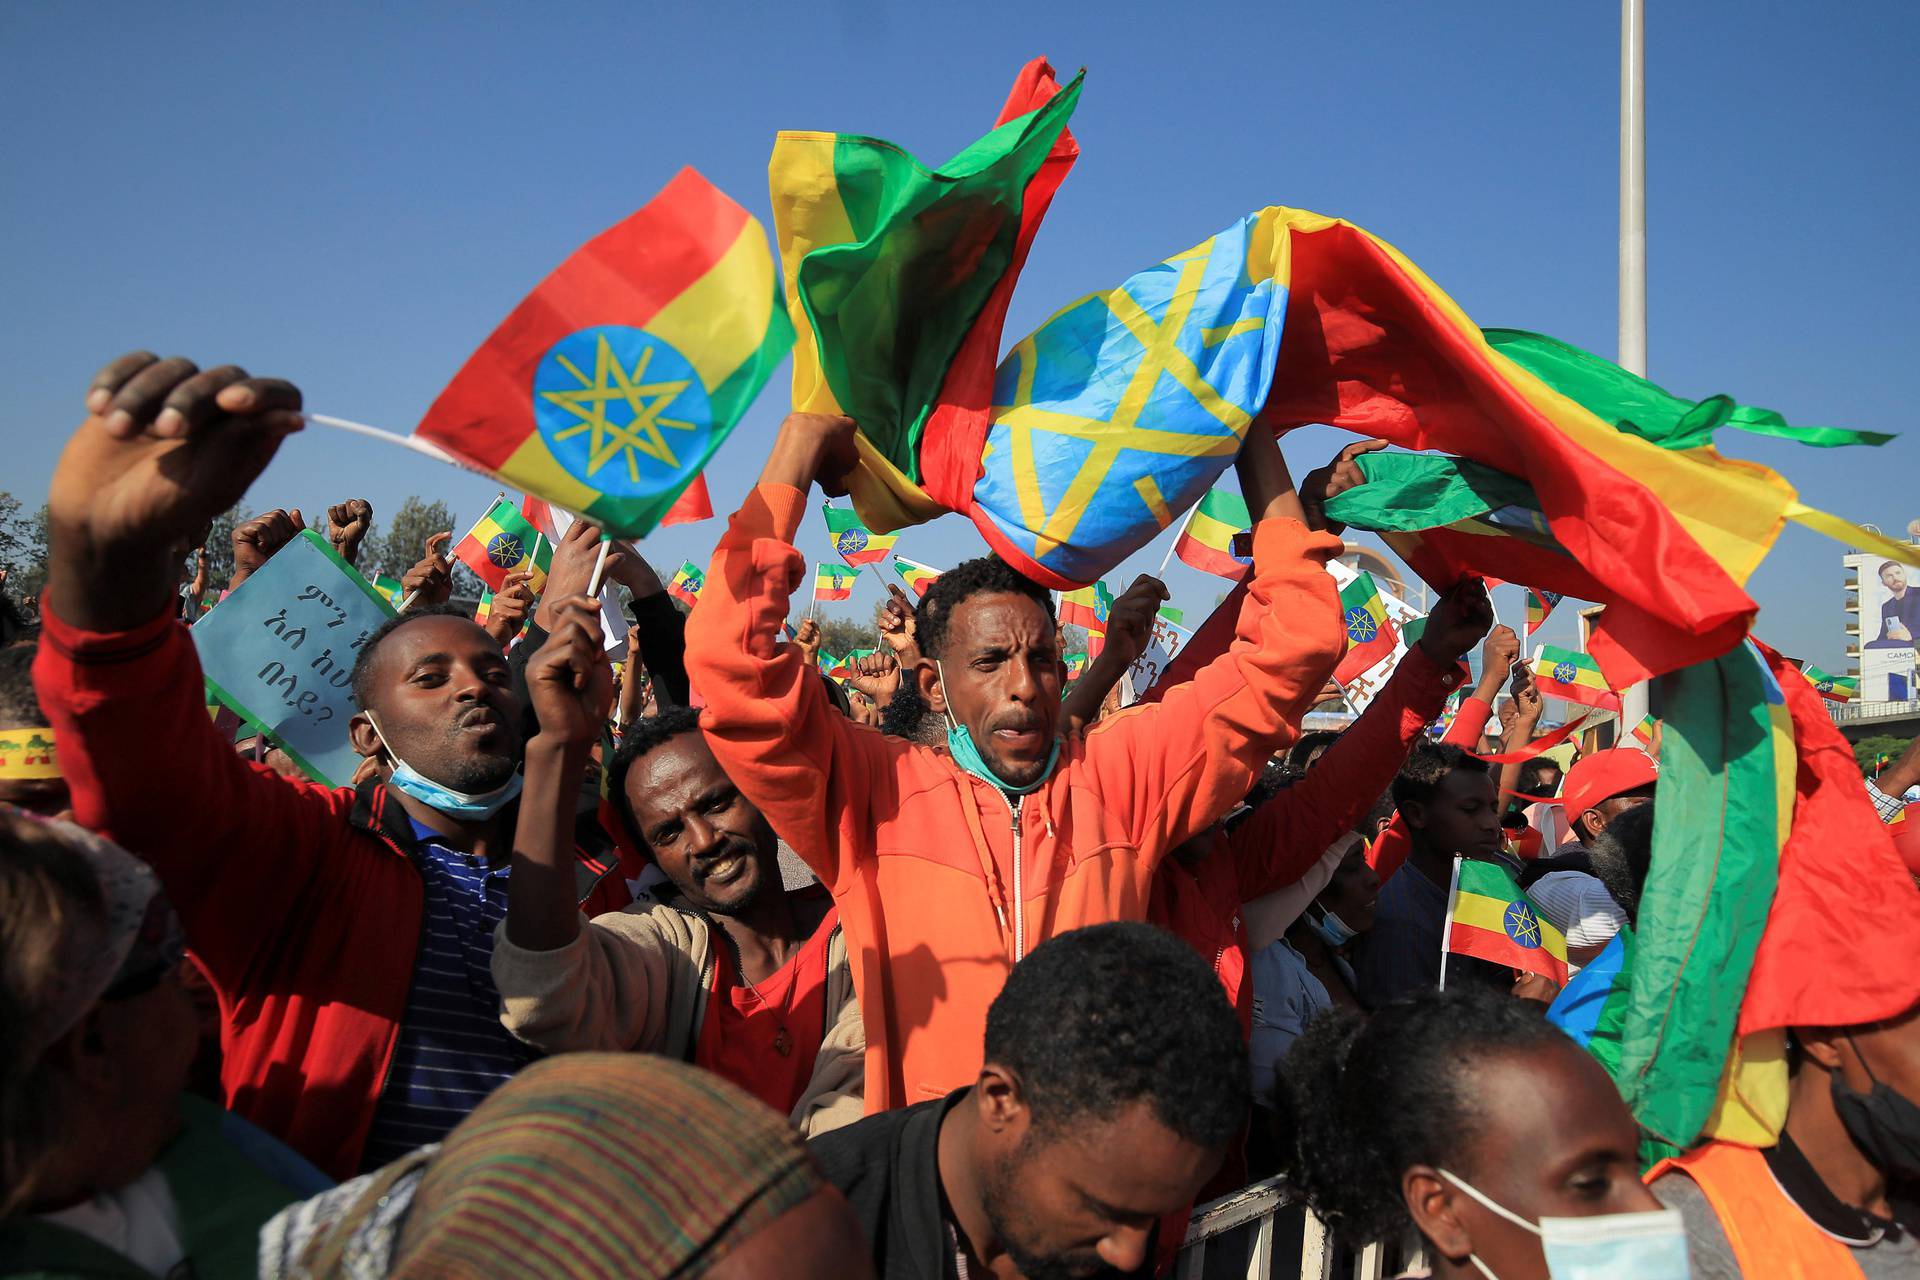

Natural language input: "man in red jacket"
[32,352,624,1178]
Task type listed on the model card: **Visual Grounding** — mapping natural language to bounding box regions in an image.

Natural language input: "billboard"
[1858,555,1920,701]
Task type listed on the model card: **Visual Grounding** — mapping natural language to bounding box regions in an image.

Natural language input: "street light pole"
[1618,0,1652,737]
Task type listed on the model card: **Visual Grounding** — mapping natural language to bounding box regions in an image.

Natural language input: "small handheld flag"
[415,168,792,538]
[893,557,942,599]
[453,498,553,593]
[667,561,705,606]
[1533,645,1622,712]
[1174,489,1252,580]
[824,504,898,568]
[1795,661,1858,703]
[1064,651,1090,680]
[1444,856,1569,986]
[1333,572,1399,685]
[1525,587,1563,636]
[815,564,859,603]
[1059,581,1112,634]
[474,588,493,624]
[372,574,407,608]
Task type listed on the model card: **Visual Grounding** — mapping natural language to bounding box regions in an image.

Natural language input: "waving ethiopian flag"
[770,58,1080,534]
[415,168,791,538]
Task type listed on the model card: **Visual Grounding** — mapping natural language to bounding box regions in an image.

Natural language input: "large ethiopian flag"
[415,168,792,538]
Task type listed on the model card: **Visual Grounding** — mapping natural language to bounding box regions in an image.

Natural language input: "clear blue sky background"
[4,2,1913,672]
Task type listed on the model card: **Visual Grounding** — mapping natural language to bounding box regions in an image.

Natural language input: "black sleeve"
[629,592,690,709]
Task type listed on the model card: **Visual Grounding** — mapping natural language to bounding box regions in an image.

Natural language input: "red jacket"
[33,607,624,1179]
[1151,644,1468,1024]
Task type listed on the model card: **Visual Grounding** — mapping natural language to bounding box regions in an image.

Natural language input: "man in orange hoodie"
[683,412,1347,1113]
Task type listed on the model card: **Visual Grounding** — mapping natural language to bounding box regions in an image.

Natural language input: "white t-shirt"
[1528,870,1628,970]
[37,1166,186,1276]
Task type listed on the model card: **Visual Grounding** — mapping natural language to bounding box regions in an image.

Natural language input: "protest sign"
[193,530,395,787]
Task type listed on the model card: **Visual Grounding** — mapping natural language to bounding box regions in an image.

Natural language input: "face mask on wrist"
[366,714,524,820]
[1831,1036,1920,1180]
[1437,1168,1690,1280]
[935,661,1060,796]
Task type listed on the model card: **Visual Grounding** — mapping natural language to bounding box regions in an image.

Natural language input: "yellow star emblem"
[538,333,701,482]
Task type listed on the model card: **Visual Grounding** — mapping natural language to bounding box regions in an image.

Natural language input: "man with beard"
[811,922,1248,1280]
[493,682,863,1133]
[30,352,624,1178]
[685,411,1346,1114]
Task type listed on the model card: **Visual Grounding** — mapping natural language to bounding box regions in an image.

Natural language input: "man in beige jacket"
[494,609,862,1133]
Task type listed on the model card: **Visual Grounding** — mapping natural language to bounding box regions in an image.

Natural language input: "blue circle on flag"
[485,531,524,569]
[1345,606,1378,644]
[1502,900,1543,949]
[1816,677,1834,693]
[1553,661,1577,684]
[836,528,869,555]
[532,325,714,498]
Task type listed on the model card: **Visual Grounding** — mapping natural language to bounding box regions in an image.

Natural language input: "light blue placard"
[192,530,396,787]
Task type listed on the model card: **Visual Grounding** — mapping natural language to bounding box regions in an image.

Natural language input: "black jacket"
[809,1090,1153,1280]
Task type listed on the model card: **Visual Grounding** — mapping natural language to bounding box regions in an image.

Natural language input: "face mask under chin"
[934,661,1060,796]
[366,714,525,821]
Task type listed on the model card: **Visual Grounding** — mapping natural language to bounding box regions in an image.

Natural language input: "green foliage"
[194,504,252,590]
[819,616,879,657]
[0,493,50,601]
[362,495,484,597]
[1854,734,1909,778]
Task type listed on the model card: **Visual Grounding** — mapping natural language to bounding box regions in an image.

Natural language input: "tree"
[362,495,484,597]
[1854,733,1910,779]
[0,493,50,601]
[818,616,879,657]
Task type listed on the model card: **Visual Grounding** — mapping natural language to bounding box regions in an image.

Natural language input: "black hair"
[1278,987,1569,1244]
[348,604,484,712]
[1355,788,1398,841]
[915,555,1055,661]
[983,922,1249,1149]
[1286,730,1342,774]
[1390,740,1489,813]
[0,643,42,726]
[1516,757,1563,798]
[878,674,942,745]
[604,706,704,852]
[1587,801,1653,925]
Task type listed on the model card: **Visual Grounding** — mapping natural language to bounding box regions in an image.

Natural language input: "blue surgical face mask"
[1306,906,1358,948]
[367,715,524,820]
[1438,1169,1690,1280]
[935,661,1060,796]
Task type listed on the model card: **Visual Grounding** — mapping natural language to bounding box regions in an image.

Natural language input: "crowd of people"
[1,351,1916,1279]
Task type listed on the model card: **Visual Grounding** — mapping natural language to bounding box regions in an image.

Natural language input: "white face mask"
[1437,1168,1691,1280]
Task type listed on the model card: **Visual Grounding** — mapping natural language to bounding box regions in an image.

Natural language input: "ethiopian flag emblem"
[1445,856,1568,985]
[415,168,792,537]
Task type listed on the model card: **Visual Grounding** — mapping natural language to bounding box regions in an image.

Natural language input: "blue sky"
[3,2,1913,671]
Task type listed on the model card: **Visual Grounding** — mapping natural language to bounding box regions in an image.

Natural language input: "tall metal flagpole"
[1617,0,1653,738]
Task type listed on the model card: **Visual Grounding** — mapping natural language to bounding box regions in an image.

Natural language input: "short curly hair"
[348,604,487,712]
[1278,987,1569,1244]
[1390,740,1488,813]
[983,922,1248,1149]
[915,555,1055,661]
[605,706,704,853]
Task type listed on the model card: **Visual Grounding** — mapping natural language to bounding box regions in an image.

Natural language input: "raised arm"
[1081,426,1346,856]
[1229,579,1488,905]
[35,353,353,983]
[681,414,903,891]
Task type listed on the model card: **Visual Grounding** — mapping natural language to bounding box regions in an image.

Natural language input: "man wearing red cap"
[1525,748,1657,969]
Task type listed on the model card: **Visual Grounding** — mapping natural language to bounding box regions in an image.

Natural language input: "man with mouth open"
[684,412,1349,1115]
[31,352,625,1179]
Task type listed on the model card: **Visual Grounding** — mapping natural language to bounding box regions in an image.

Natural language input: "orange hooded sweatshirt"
[684,484,1346,1111]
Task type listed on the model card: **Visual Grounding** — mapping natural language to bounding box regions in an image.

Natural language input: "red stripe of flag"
[419,167,751,470]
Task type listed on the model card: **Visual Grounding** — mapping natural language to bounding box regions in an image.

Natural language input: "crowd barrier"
[1175,1177,1423,1280]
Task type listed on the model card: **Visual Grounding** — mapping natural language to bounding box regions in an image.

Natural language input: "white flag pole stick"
[1156,504,1200,579]
[585,536,613,598]
[1438,856,1461,992]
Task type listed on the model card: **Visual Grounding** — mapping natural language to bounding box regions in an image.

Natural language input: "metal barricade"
[1175,1177,1420,1280]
